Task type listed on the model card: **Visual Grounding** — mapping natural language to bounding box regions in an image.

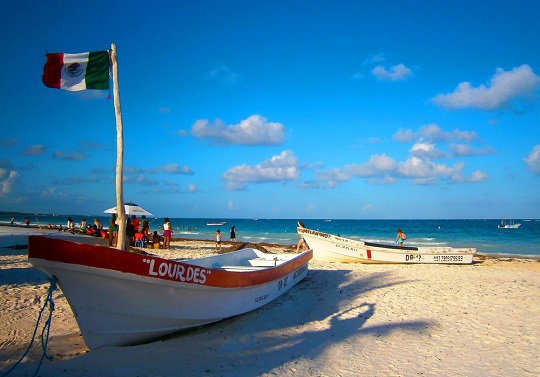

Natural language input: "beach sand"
[1,228,539,376]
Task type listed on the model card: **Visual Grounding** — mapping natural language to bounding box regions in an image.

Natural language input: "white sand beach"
[1,226,539,376]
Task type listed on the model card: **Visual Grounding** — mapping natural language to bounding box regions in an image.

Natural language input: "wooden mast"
[110,43,127,250]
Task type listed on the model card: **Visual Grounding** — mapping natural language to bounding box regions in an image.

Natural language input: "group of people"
[63,216,104,235]
[108,214,152,248]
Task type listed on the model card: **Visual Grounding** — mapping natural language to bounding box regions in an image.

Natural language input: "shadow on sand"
[22,266,433,376]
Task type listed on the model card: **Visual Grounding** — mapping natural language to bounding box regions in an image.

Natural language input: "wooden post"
[111,43,127,251]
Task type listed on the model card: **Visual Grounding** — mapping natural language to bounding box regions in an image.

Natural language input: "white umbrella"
[104,202,154,217]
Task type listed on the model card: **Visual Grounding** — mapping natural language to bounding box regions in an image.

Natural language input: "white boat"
[32,46,313,351]
[206,221,227,226]
[298,227,475,264]
[498,219,521,229]
[28,236,312,349]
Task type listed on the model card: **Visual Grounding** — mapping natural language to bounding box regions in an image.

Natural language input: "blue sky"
[1,0,539,219]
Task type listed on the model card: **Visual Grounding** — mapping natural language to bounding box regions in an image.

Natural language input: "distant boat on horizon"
[498,219,521,229]
[206,221,227,226]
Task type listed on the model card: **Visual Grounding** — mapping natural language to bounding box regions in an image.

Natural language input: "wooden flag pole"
[111,43,127,251]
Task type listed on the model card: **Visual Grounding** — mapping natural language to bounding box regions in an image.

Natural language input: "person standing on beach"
[296,221,308,253]
[140,215,150,238]
[25,218,30,227]
[230,226,236,242]
[163,217,172,249]
[10,217,14,226]
[125,217,135,247]
[215,229,222,252]
[67,217,74,234]
[108,214,117,246]
[396,228,406,247]
[131,215,140,233]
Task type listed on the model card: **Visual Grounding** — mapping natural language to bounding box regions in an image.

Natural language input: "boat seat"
[220,265,267,271]
[248,257,279,267]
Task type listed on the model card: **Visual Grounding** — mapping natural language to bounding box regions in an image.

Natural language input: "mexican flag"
[42,51,110,91]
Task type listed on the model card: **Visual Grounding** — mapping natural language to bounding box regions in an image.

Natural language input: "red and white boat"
[28,236,312,349]
[298,227,475,264]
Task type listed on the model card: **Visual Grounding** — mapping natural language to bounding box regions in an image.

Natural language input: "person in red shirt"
[131,215,140,233]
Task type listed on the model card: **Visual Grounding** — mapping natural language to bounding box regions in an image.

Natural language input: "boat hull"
[298,228,475,264]
[28,236,311,349]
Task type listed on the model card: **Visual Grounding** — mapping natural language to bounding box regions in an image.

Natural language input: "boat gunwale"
[28,235,312,289]
[299,227,476,255]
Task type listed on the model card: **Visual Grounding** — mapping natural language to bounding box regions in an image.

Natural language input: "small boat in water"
[498,219,521,229]
[28,236,312,349]
[298,227,475,264]
[206,221,227,226]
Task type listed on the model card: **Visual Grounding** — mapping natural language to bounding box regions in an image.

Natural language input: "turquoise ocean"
[3,214,540,258]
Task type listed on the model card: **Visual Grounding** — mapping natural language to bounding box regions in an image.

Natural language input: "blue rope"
[1,278,57,377]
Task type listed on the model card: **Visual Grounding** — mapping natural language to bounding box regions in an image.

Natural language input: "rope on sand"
[1,278,57,377]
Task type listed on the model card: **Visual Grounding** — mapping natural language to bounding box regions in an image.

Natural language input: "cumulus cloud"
[394,124,479,144]
[362,53,387,66]
[431,64,540,111]
[204,65,240,84]
[524,145,540,174]
[1,138,18,148]
[22,145,45,155]
[410,141,447,159]
[190,115,285,146]
[0,169,18,196]
[149,163,193,175]
[223,150,300,190]
[449,144,494,157]
[393,128,416,142]
[123,175,159,186]
[313,124,490,187]
[372,64,413,81]
[64,176,99,184]
[52,151,87,161]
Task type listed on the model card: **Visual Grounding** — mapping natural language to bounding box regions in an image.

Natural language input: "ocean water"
[2,214,539,258]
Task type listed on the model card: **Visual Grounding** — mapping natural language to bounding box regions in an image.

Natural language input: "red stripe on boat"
[28,236,311,289]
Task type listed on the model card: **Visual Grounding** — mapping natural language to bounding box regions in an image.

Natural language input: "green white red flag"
[42,51,110,91]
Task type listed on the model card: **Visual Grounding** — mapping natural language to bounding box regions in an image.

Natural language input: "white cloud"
[449,144,494,157]
[23,145,45,156]
[223,150,300,190]
[316,154,398,185]
[187,183,198,193]
[123,175,159,186]
[470,170,489,182]
[0,169,18,196]
[524,145,540,174]
[313,124,490,187]
[393,128,415,142]
[52,151,87,161]
[191,115,285,146]
[450,169,489,183]
[150,163,193,175]
[362,53,387,66]
[431,64,540,111]
[410,141,447,159]
[372,64,413,81]
[394,124,479,144]
[399,157,464,180]
[204,65,240,84]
